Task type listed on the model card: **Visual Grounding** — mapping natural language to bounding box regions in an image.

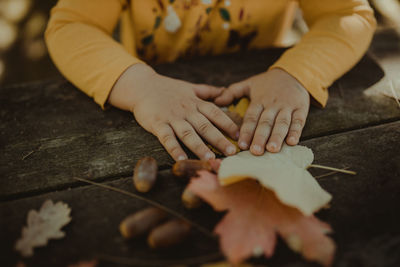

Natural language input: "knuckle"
[194,143,207,154]
[245,114,259,124]
[227,122,238,132]
[258,118,274,128]
[276,118,290,127]
[271,133,285,141]
[288,129,300,136]
[253,134,266,144]
[217,138,229,148]
[208,105,222,118]
[160,133,174,146]
[197,121,212,135]
[169,145,181,156]
[241,128,254,137]
[181,129,194,140]
[292,118,305,127]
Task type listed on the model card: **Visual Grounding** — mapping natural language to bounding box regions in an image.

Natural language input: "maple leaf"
[218,145,332,216]
[188,171,335,266]
[15,199,72,257]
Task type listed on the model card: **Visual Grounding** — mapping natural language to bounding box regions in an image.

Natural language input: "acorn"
[147,219,191,248]
[172,159,211,180]
[133,157,158,192]
[119,207,167,239]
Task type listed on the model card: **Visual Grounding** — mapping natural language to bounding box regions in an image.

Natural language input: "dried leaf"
[15,199,72,257]
[364,78,400,108]
[188,171,335,266]
[218,145,332,216]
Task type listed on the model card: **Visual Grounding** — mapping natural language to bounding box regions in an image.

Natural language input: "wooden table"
[1,29,400,267]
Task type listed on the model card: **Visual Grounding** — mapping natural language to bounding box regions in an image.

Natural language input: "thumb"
[193,84,225,100]
[214,81,250,106]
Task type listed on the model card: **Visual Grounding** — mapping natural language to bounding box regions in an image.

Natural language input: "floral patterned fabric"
[127,0,290,63]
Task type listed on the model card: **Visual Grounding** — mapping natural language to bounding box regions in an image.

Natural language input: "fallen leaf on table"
[228,97,249,118]
[218,145,332,216]
[364,78,400,108]
[15,199,72,257]
[68,259,98,267]
[188,171,335,266]
[211,98,250,155]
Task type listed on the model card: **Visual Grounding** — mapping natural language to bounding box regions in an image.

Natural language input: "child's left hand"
[214,68,310,155]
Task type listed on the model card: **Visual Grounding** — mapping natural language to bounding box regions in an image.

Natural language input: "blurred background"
[0,0,399,87]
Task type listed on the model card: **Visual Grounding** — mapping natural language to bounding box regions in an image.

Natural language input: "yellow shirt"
[45,0,376,108]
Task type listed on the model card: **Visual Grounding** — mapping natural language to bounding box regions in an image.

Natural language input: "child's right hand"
[108,64,239,161]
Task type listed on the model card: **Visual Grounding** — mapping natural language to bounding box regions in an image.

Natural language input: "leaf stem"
[308,164,356,175]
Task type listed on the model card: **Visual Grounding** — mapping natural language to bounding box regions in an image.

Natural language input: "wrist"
[108,63,157,112]
[268,68,309,95]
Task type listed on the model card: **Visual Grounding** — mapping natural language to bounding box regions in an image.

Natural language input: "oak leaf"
[188,171,335,266]
[15,199,72,257]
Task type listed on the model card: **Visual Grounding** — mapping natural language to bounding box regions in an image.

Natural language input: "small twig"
[308,164,356,175]
[314,167,352,179]
[72,177,215,239]
[97,252,222,266]
[389,80,400,108]
[21,151,35,160]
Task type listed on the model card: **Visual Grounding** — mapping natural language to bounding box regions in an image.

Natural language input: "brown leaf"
[188,171,335,266]
[15,199,72,257]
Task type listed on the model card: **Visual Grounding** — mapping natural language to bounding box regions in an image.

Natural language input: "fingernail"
[226,146,236,155]
[204,152,215,160]
[252,145,262,153]
[239,141,247,149]
[177,155,187,161]
[268,142,277,151]
[288,136,296,144]
[235,131,240,140]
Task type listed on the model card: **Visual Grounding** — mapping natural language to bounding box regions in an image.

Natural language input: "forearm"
[270,0,376,107]
[108,63,157,113]
[45,0,143,109]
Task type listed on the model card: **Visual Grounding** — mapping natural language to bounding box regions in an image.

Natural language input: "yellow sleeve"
[270,0,376,107]
[45,0,144,109]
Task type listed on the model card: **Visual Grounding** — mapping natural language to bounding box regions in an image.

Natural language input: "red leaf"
[188,171,335,266]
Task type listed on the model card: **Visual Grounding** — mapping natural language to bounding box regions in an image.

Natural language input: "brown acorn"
[133,157,158,192]
[119,207,167,239]
[147,219,191,248]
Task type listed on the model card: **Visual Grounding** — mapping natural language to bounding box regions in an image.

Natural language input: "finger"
[153,123,187,161]
[249,109,278,155]
[193,84,224,100]
[197,101,239,140]
[266,109,292,153]
[171,120,215,160]
[214,81,250,106]
[187,112,237,156]
[238,103,263,150]
[286,109,307,145]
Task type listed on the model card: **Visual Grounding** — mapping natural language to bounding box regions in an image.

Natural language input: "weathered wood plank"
[1,49,399,199]
[1,121,399,267]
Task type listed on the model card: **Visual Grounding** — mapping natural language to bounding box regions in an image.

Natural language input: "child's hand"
[108,64,239,161]
[214,68,310,155]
